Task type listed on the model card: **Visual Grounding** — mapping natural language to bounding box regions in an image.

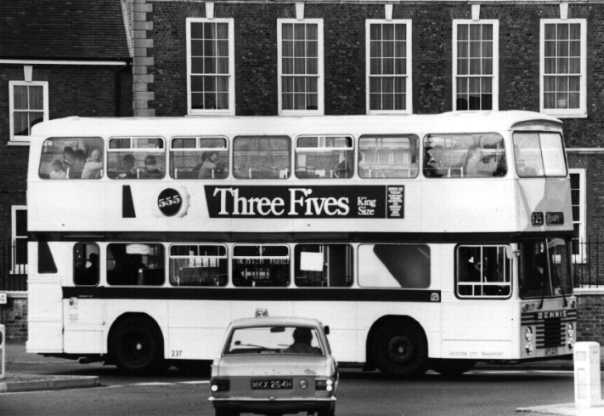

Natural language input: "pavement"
[1,342,100,393]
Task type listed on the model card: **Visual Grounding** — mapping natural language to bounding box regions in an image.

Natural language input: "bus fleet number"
[171,350,183,358]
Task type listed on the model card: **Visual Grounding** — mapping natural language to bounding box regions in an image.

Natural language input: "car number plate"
[251,378,293,390]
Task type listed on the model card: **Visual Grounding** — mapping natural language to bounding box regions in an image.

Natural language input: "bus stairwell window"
[106,243,165,285]
[358,244,430,288]
[232,245,290,286]
[73,243,100,286]
[39,137,104,180]
[295,244,353,287]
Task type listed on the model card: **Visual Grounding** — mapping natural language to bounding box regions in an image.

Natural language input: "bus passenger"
[198,151,219,179]
[424,145,446,177]
[82,148,102,179]
[62,146,75,173]
[69,149,86,179]
[464,146,496,177]
[141,155,163,179]
[117,154,137,179]
[49,159,67,179]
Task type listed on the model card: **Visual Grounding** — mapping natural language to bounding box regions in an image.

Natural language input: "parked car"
[209,316,338,416]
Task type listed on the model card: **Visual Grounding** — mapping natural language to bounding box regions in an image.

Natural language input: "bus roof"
[30,111,561,139]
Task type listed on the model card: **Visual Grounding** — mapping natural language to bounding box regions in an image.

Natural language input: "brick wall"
[0,296,27,341]
[577,292,604,345]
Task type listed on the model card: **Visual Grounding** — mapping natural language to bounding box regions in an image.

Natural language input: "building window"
[8,81,49,144]
[11,206,27,275]
[278,19,324,115]
[570,169,586,263]
[366,19,412,114]
[186,18,235,115]
[540,19,587,117]
[453,20,498,111]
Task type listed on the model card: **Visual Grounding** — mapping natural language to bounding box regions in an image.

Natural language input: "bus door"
[440,244,515,360]
[26,241,63,352]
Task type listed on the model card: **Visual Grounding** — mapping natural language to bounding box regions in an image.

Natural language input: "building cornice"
[0,59,130,66]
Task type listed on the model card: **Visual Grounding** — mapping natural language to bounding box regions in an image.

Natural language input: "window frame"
[106,136,166,180]
[455,244,512,299]
[294,243,354,287]
[277,18,325,115]
[73,242,100,286]
[232,135,292,180]
[452,19,499,111]
[512,131,568,178]
[569,168,587,264]
[186,17,236,116]
[105,242,166,286]
[10,205,27,276]
[365,19,413,115]
[294,134,355,179]
[8,80,49,145]
[358,134,420,178]
[539,18,587,118]
[231,243,291,287]
[169,135,229,179]
[168,243,228,287]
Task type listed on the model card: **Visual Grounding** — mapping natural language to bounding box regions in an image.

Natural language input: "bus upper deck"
[27,111,572,236]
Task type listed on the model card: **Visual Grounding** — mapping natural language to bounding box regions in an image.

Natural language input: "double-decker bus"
[26,111,575,376]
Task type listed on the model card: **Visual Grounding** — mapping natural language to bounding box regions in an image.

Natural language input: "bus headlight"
[566,323,576,349]
[524,327,535,354]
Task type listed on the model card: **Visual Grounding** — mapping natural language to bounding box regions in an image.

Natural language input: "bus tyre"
[431,359,475,378]
[371,321,427,377]
[110,317,163,374]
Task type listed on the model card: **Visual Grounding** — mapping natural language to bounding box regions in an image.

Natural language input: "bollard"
[0,324,4,379]
[574,341,602,409]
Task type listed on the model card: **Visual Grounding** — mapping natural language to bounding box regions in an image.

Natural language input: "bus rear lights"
[524,327,535,354]
[545,212,564,225]
[567,323,576,349]
[531,211,544,226]
[210,378,230,393]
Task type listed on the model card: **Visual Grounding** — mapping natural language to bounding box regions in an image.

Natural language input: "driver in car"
[285,327,322,354]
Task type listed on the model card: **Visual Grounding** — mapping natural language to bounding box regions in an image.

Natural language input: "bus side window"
[169,244,228,286]
[295,244,353,287]
[39,137,104,179]
[358,135,419,178]
[232,245,290,286]
[106,243,165,286]
[170,137,229,179]
[456,245,511,298]
[107,137,165,180]
[295,136,354,179]
[233,136,291,179]
[358,244,430,288]
[73,242,100,286]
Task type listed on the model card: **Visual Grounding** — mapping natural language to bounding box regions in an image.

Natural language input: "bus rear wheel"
[431,359,475,377]
[371,320,427,377]
[109,316,163,374]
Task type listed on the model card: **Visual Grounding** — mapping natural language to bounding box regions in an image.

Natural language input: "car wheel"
[214,408,237,416]
[431,359,475,377]
[109,316,163,374]
[318,404,336,416]
[371,320,427,377]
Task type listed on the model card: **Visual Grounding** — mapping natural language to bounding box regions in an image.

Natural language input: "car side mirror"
[324,325,330,335]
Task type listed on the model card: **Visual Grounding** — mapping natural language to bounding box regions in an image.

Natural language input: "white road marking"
[178,380,210,384]
[132,382,175,386]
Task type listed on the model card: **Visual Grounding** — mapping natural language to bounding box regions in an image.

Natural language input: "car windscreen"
[224,325,324,356]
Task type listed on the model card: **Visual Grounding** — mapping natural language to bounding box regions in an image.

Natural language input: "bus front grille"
[536,318,563,348]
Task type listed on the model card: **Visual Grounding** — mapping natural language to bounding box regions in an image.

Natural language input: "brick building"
[130,0,603,343]
[0,0,132,339]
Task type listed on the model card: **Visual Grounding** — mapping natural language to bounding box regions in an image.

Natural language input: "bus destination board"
[204,185,404,218]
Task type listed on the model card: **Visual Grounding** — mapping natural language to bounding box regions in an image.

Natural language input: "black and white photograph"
[0,0,603,415]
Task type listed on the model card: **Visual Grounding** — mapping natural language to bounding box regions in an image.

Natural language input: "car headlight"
[210,378,230,393]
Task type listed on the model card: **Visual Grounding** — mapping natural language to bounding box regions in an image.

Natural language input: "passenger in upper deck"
[141,155,163,179]
[117,154,137,179]
[464,146,497,177]
[62,146,75,176]
[69,149,86,179]
[424,144,446,177]
[49,159,67,179]
[82,148,103,179]
[197,151,219,179]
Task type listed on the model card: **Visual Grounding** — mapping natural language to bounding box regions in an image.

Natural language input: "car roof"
[228,316,324,329]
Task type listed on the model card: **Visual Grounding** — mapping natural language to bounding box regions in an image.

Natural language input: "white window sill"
[367,110,413,115]
[187,110,235,116]
[7,140,30,146]
[279,110,324,116]
[542,110,588,119]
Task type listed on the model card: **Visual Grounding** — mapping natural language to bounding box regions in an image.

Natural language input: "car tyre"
[214,408,237,416]
[318,404,336,416]
[109,316,164,374]
[371,320,427,377]
[431,359,475,377]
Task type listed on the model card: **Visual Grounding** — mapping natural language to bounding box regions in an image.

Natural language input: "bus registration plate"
[251,378,293,390]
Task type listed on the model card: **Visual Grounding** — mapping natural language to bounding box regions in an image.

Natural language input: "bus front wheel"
[371,320,427,377]
[109,316,164,374]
